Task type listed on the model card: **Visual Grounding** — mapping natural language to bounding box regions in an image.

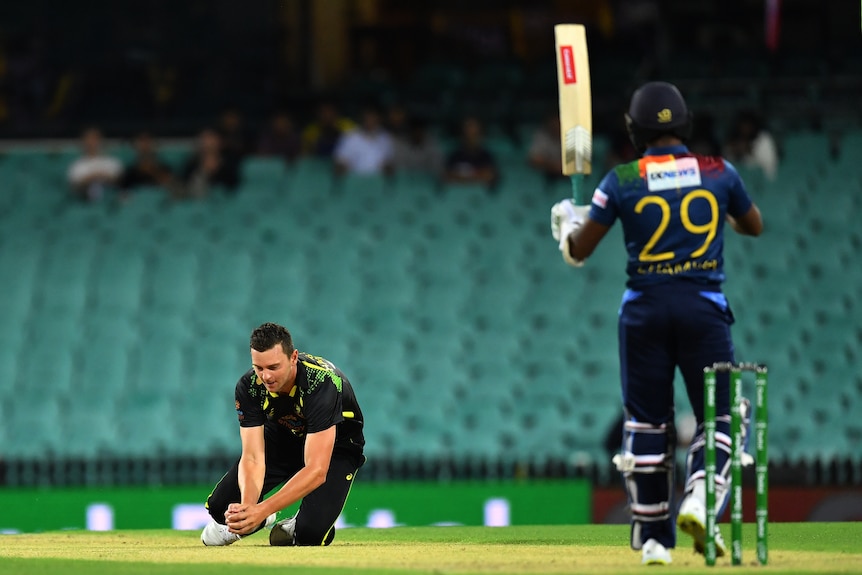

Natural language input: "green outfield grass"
[1,523,860,575]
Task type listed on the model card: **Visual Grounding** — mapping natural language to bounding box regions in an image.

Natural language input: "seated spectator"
[217,107,252,161]
[120,132,176,192]
[723,110,778,180]
[181,128,240,198]
[444,116,498,189]
[67,127,123,202]
[386,103,409,140]
[333,105,394,176]
[391,117,444,178]
[256,111,301,164]
[302,101,355,158]
[528,113,565,182]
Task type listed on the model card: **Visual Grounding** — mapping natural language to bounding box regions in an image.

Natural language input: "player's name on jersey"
[637,258,718,276]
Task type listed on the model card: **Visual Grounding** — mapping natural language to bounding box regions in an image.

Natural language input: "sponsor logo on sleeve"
[646,157,701,191]
[592,188,608,209]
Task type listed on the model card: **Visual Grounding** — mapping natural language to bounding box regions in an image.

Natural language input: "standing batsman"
[201,322,365,546]
[550,82,762,565]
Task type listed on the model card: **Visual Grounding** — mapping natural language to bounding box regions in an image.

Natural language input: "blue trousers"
[618,281,734,548]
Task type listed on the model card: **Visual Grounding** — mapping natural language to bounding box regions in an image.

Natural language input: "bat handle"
[570,174,590,206]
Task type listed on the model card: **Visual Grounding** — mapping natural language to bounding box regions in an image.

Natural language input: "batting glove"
[551,199,589,267]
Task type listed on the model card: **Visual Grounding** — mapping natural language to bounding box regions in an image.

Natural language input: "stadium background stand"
[0,1,860,487]
[0,124,860,486]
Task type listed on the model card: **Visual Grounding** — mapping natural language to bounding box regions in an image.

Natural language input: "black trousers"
[205,440,364,546]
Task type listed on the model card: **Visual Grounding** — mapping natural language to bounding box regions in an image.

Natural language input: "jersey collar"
[644,144,689,156]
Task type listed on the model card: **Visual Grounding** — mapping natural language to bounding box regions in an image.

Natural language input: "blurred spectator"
[723,110,778,180]
[385,103,410,140]
[120,132,176,192]
[181,128,240,197]
[67,127,123,202]
[444,116,499,189]
[302,101,356,158]
[527,113,565,182]
[217,107,252,160]
[333,105,394,176]
[256,111,301,164]
[687,113,721,156]
[391,117,445,178]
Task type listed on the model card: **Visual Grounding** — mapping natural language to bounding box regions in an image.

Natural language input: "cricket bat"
[554,24,592,205]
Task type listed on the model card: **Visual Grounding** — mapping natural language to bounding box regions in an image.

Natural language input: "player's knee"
[204,497,227,522]
[294,520,335,546]
[622,419,672,465]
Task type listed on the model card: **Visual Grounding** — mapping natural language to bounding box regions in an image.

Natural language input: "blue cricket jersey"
[588,145,753,289]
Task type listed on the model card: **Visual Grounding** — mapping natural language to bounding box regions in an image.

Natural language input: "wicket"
[703,362,768,567]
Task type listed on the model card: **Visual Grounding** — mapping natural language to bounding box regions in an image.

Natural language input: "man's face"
[199,130,221,154]
[135,134,155,156]
[363,110,381,132]
[251,344,298,394]
[272,114,291,134]
[83,129,102,156]
[462,118,482,147]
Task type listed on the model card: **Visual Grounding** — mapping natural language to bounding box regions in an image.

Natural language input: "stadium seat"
[287,158,335,196]
[2,396,63,458]
[60,407,117,459]
[782,132,832,166]
[241,157,288,187]
[2,131,860,470]
[144,251,200,315]
[114,391,175,457]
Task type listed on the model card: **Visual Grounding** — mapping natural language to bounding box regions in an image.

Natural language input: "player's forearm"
[257,466,328,517]
[567,231,591,261]
[237,456,266,506]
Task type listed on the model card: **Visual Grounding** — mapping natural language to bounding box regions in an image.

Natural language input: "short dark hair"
[250,323,295,356]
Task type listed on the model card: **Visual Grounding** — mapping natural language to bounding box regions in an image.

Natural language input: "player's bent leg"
[616,418,675,554]
[676,413,738,557]
[202,458,287,546]
[201,462,242,545]
[270,452,363,547]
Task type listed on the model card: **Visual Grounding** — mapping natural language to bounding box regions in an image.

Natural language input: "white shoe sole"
[677,511,727,557]
[642,538,672,565]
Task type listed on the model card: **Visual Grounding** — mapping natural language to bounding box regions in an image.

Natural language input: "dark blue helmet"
[625,81,693,152]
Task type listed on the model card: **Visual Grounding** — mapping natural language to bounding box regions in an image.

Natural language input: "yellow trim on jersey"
[302,360,329,372]
[342,411,354,418]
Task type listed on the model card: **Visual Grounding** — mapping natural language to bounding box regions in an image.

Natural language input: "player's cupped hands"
[225,502,268,535]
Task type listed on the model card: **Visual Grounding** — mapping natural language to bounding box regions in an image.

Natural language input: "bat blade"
[554,24,593,179]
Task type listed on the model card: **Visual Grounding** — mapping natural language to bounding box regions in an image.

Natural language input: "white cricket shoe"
[677,496,728,557]
[201,513,278,546]
[642,538,672,565]
[269,515,297,546]
[201,519,241,546]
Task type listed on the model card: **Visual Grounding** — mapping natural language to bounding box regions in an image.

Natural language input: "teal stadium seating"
[0,130,860,475]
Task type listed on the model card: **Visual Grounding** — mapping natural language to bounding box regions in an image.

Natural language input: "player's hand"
[225,503,268,536]
[551,199,589,268]
[551,199,589,242]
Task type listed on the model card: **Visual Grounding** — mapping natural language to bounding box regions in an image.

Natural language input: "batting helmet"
[625,81,692,152]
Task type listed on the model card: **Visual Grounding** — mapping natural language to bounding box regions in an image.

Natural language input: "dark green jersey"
[234,352,364,456]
